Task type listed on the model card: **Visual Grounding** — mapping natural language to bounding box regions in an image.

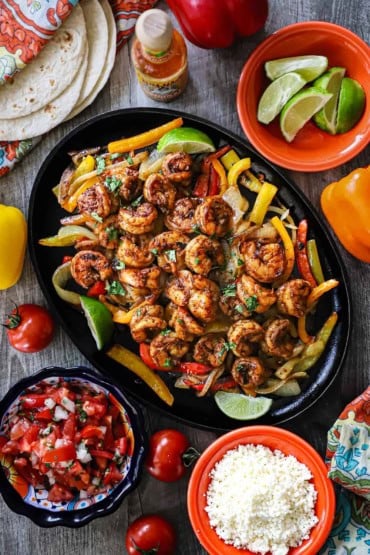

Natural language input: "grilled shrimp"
[231,357,267,393]
[117,266,162,292]
[276,278,312,318]
[262,318,296,359]
[143,173,177,212]
[241,240,286,283]
[149,231,189,273]
[116,233,154,268]
[118,202,158,235]
[193,334,228,367]
[94,215,120,250]
[161,152,192,185]
[165,269,194,307]
[117,166,143,203]
[236,274,277,314]
[219,294,251,321]
[195,197,233,237]
[185,235,225,276]
[227,320,264,357]
[149,331,190,369]
[164,197,200,233]
[129,304,167,343]
[70,250,112,289]
[77,183,119,219]
[188,275,220,323]
[168,305,205,341]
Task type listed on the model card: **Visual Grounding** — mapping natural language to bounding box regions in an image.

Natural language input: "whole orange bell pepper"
[321,167,370,263]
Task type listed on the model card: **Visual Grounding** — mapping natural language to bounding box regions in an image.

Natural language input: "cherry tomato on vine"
[125,514,176,555]
[4,303,55,353]
[145,429,199,482]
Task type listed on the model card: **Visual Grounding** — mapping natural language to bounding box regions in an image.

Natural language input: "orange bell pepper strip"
[297,315,314,344]
[108,118,183,153]
[211,159,228,195]
[270,216,295,283]
[106,344,174,406]
[295,219,317,287]
[321,166,370,263]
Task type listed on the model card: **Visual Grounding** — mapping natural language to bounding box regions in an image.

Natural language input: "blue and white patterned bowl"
[0,366,147,527]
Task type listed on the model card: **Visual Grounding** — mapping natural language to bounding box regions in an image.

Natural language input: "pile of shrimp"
[55,146,320,399]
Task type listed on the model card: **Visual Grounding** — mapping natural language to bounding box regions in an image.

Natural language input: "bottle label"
[135,64,188,102]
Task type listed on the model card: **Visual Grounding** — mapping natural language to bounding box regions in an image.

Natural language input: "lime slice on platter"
[257,72,307,124]
[265,55,328,82]
[280,87,333,143]
[214,391,273,420]
[157,127,216,153]
[313,67,346,134]
[336,77,366,134]
[80,295,114,350]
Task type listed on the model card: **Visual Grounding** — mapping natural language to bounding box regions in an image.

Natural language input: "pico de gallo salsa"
[0,380,129,503]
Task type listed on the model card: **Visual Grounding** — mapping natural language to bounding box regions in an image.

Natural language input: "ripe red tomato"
[125,515,176,555]
[146,429,197,482]
[5,303,54,353]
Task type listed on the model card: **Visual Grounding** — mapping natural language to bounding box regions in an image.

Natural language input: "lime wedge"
[313,67,346,134]
[257,72,307,124]
[265,55,328,82]
[80,295,114,350]
[336,77,366,134]
[157,127,216,153]
[280,87,332,142]
[214,391,272,420]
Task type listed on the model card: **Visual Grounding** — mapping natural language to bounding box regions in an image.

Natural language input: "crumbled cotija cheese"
[205,444,318,555]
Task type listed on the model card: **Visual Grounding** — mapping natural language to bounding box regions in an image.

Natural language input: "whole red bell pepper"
[166,0,268,49]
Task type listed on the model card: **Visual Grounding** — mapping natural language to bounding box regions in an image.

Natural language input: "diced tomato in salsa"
[1,380,129,502]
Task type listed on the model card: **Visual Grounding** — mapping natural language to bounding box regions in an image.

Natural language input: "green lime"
[313,67,346,134]
[157,127,216,153]
[265,55,328,82]
[280,87,332,142]
[336,77,366,134]
[257,72,307,124]
[80,295,114,350]
[214,391,273,420]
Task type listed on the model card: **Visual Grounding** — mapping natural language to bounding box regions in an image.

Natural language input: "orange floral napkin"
[0,0,156,178]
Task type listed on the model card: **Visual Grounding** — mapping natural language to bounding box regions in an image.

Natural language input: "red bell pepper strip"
[139,342,160,370]
[208,163,220,196]
[183,379,204,391]
[211,378,238,392]
[193,145,231,197]
[178,362,213,375]
[42,443,76,464]
[295,220,317,287]
[87,280,106,297]
[166,0,269,49]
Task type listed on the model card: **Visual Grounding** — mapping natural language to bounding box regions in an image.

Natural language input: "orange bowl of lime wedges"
[237,21,370,172]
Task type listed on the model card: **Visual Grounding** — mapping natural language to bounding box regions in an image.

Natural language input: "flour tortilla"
[66,0,117,120]
[0,47,88,140]
[0,5,87,119]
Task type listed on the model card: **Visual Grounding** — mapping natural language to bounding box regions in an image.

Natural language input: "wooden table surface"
[0,0,369,553]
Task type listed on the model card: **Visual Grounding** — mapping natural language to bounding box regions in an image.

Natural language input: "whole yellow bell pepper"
[321,166,370,263]
[0,204,27,289]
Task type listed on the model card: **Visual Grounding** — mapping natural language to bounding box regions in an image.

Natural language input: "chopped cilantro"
[192,224,202,235]
[165,249,177,262]
[112,258,125,270]
[160,329,172,336]
[105,175,122,194]
[163,358,173,368]
[219,341,236,357]
[79,409,88,423]
[110,152,122,160]
[245,295,259,312]
[221,283,237,297]
[106,226,119,240]
[96,156,106,174]
[126,154,134,165]
[194,257,200,265]
[131,195,143,207]
[235,304,245,314]
[106,280,126,296]
[237,258,245,266]
[151,248,159,256]
[91,211,103,223]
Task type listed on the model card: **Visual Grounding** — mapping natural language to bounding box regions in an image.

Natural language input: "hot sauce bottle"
[131,9,188,102]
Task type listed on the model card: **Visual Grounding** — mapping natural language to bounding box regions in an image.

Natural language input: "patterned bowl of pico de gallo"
[0,365,147,527]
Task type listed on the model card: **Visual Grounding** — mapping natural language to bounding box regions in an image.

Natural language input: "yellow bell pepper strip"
[0,204,27,290]
[52,262,81,306]
[226,157,251,187]
[106,344,174,406]
[321,166,370,263]
[210,158,228,195]
[297,314,314,344]
[63,177,98,213]
[270,215,295,284]
[73,154,96,179]
[307,239,325,284]
[39,225,96,247]
[307,279,339,308]
[220,148,240,170]
[293,312,338,374]
[244,170,263,193]
[249,182,278,225]
[108,118,183,154]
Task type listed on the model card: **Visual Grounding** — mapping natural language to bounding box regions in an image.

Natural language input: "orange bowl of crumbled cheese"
[187,426,335,555]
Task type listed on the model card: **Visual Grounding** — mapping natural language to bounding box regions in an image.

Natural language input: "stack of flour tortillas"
[0,0,116,141]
